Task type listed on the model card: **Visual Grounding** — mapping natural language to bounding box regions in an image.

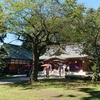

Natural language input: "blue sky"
[3,0,100,45]
[4,33,23,45]
[77,0,100,9]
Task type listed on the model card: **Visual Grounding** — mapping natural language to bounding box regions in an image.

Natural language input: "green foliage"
[0,4,7,43]
[0,6,5,33]
[2,0,86,44]
[0,59,7,70]
[80,8,100,82]
[91,62,97,72]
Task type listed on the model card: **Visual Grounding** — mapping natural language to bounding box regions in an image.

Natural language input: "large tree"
[80,7,100,81]
[2,0,85,83]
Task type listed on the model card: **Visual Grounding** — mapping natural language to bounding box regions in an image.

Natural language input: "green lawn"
[0,78,100,100]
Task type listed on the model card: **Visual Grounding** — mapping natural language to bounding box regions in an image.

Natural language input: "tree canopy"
[0,4,7,43]
[0,0,86,82]
[1,0,100,82]
[81,7,100,81]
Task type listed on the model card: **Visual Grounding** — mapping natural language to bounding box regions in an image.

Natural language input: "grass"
[0,78,100,100]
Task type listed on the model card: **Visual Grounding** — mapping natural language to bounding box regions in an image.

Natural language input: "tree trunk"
[29,45,40,83]
[92,31,100,82]
[33,53,39,81]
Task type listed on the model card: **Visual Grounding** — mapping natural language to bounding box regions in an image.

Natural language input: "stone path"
[0,72,65,84]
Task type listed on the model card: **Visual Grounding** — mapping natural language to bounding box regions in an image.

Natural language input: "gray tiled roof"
[40,44,88,60]
[0,43,32,60]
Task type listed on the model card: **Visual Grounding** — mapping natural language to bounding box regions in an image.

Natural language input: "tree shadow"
[67,94,76,97]
[5,78,68,90]
[79,88,100,100]
[53,94,63,97]
[3,78,98,91]
[1,78,66,91]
